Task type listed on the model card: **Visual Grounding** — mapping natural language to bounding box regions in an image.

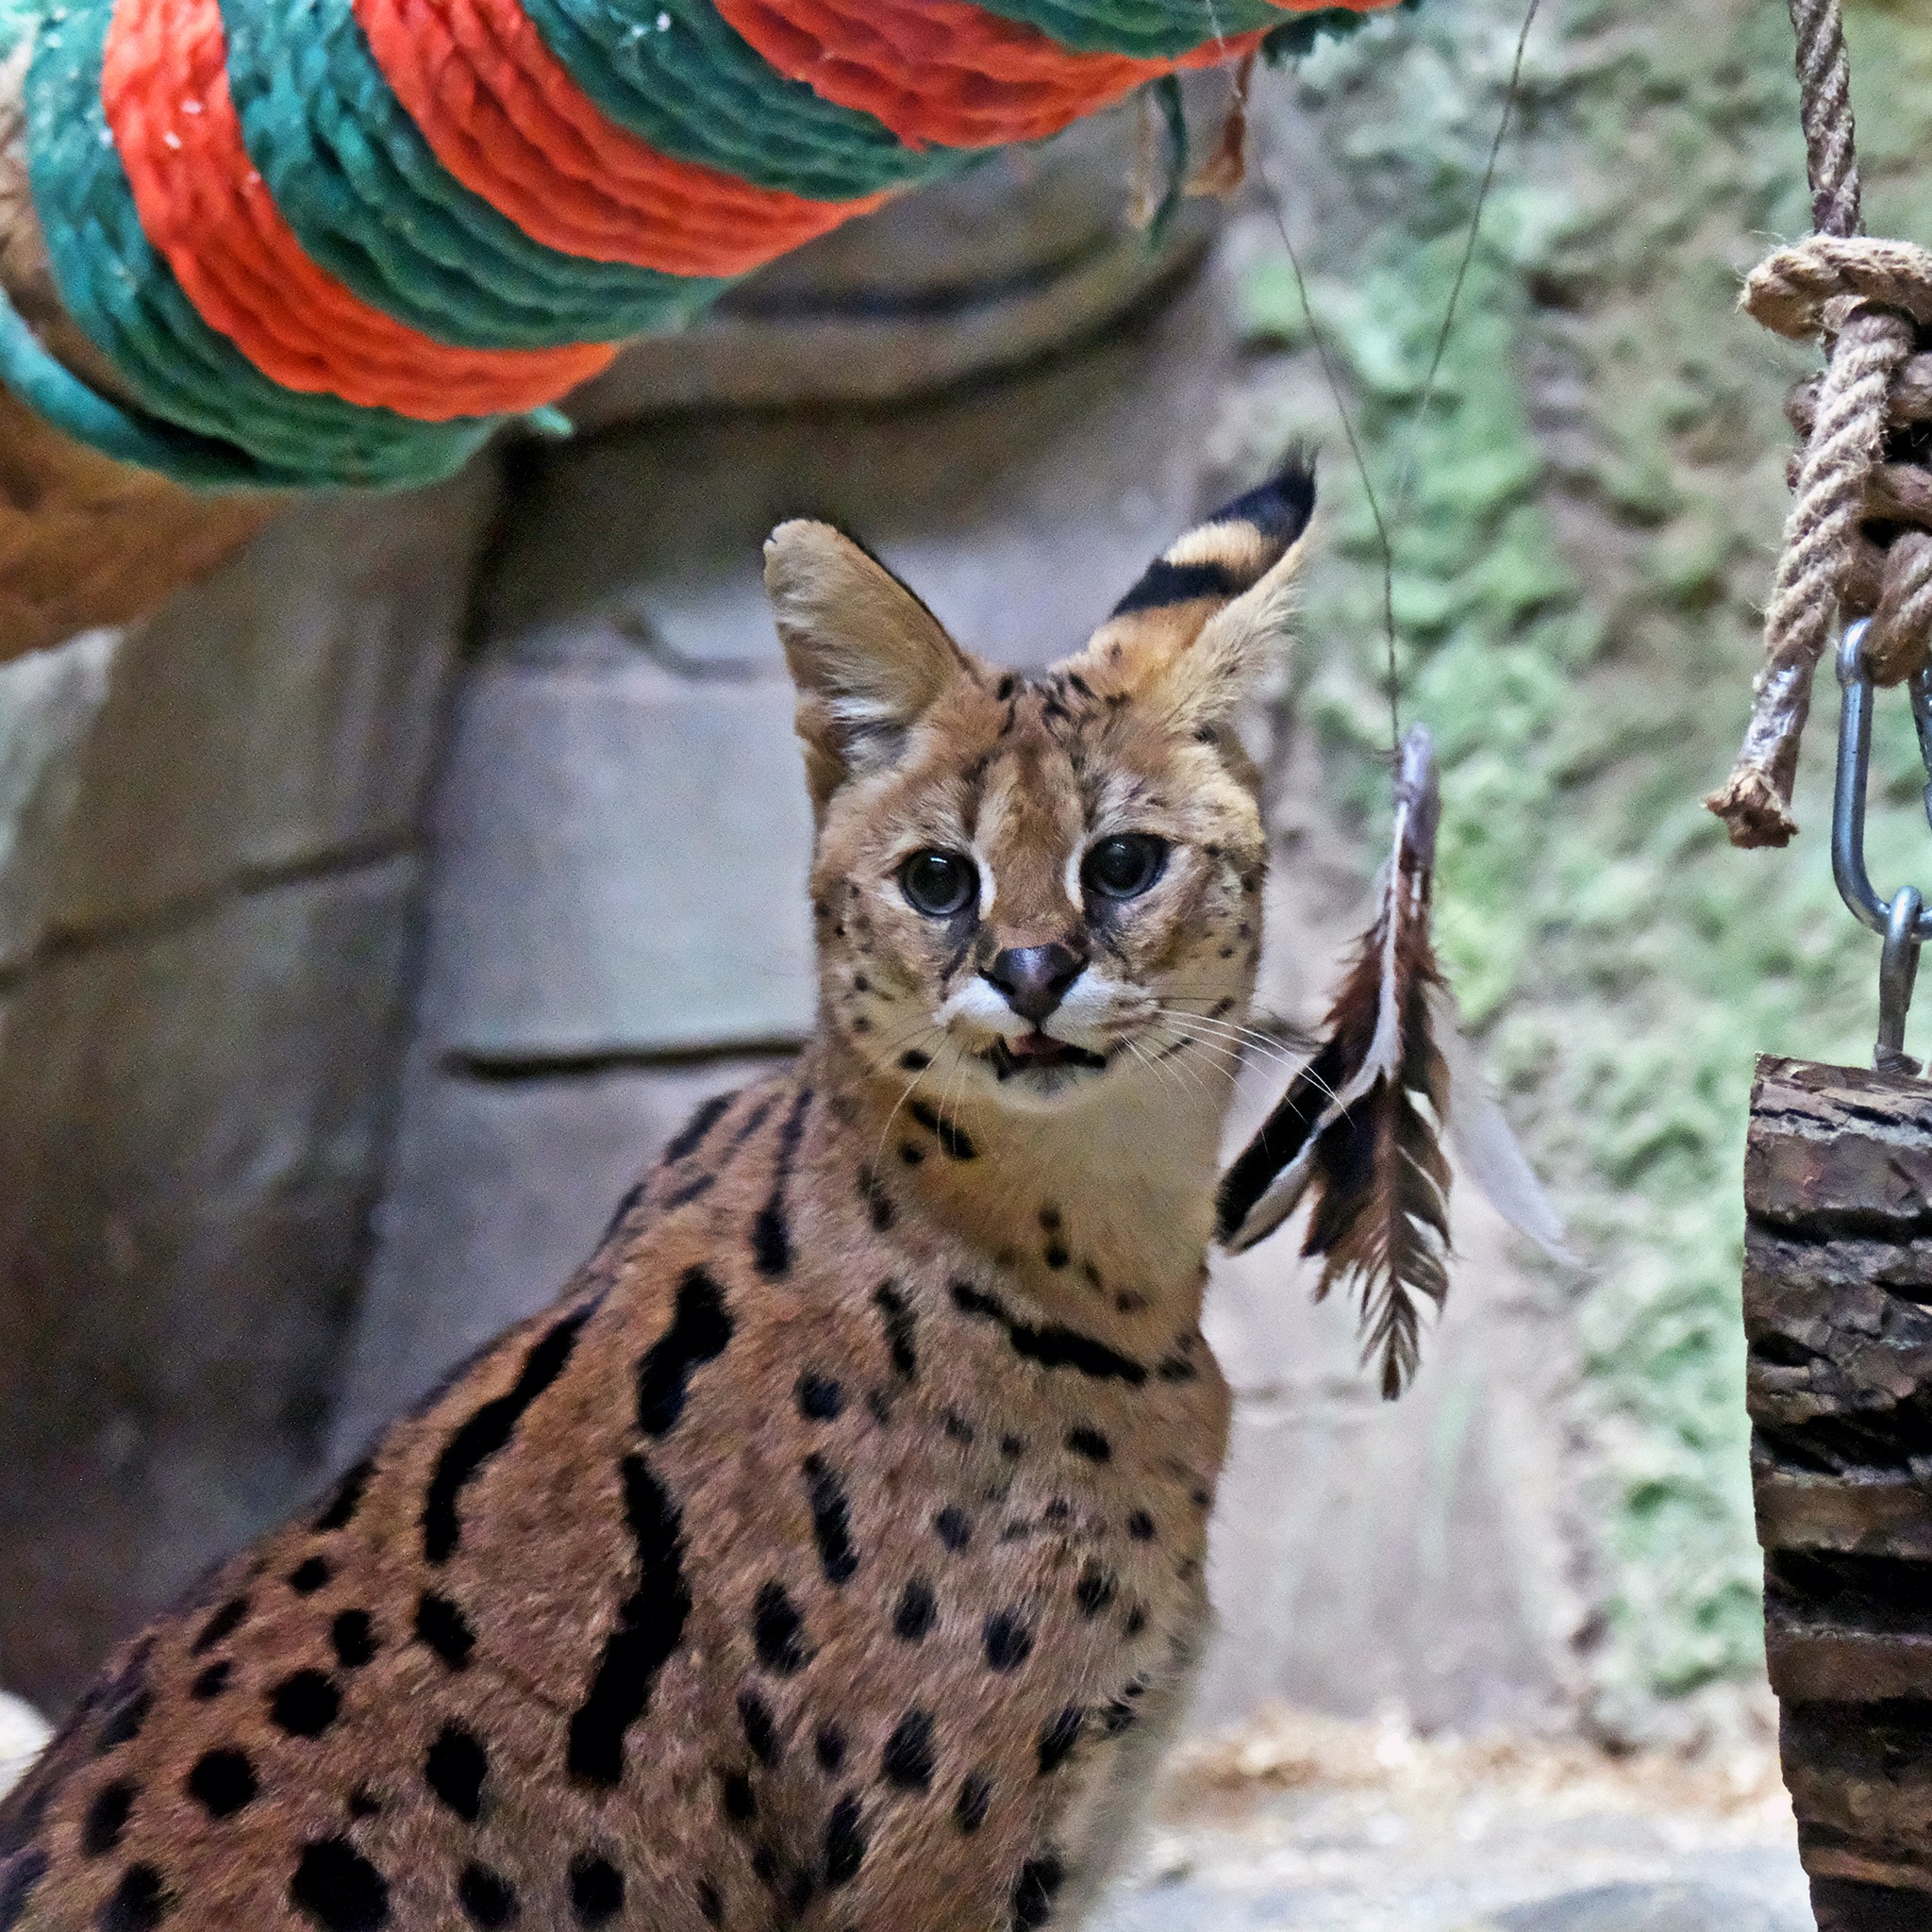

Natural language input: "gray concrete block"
[0,627,116,972]
[421,666,816,1058]
[42,467,494,941]
[477,279,1238,677]
[332,1055,787,1458]
[0,860,421,1708]
[1195,1173,1581,1738]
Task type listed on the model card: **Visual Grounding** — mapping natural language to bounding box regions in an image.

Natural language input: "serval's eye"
[1083,834,1168,902]
[900,849,978,919]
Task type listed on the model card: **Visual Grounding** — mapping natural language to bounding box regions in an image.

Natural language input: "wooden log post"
[1744,1055,1932,1931]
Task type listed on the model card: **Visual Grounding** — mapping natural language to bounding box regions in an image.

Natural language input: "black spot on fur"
[797,1373,844,1421]
[1065,1427,1110,1463]
[189,1748,258,1819]
[99,1863,170,1932]
[996,675,1017,700]
[1157,1350,1198,1384]
[458,1864,517,1929]
[751,1087,814,1276]
[752,1582,811,1675]
[289,1557,331,1595]
[1043,1243,1071,1270]
[81,1782,135,1856]
[935,1506,972,1551]
[695,1879,723,1926]
[1001,1435,1025,1459]
[814,1724,847,1773]
[880,1711,935,1791]
[942,1409,975,1445]
[803,1457,858,1585]
[1036,1708,1084,1776]
[347,1789,381,1822]
[270,1671,339,1739]
[898,1141,924,1166]
[415,1591,475,1670]
[568,1455,691,1786]
[190,1660,230,1701]
[823,1796,867,1887]
[949,1283,1146,1385]
[664,1091,736,1163]
[425,1724,489,1821]
[95,1648,153,1753]
[1011,1853,1067,1929]
[0,1849,47,1929]
[1074,1565,1118,1618]
[955,1771,992,1835]
[871,1282,918,1381]
[1124,1606,1148,1638]
[1127,1511,1157,1541]
[737,1689,779,1766]
[908,1101,976,1161]
[719,1771,757,1824]
[898,1049,931,1071]
[423,1304,591,1562]
[290,1839,389,1932]
[983,1609,1033,1672]
[314,1459,372,1533]
[858,1166,895,1232]
[568,1857,623,1929]
[331,1610,377,1669]
[893,1579,937,1643]
[636,1268,734,1437]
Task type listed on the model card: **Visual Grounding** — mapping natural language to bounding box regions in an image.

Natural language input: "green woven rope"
[972,0,1284,58]
[27,2,498,485]
[224,0,732,347]
[7,0,1408,489]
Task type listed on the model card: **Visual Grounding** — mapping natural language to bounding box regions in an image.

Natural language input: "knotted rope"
[1707,0,1932,848]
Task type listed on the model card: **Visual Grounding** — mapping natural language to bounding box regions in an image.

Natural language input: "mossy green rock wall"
[1236,0,1932,1735]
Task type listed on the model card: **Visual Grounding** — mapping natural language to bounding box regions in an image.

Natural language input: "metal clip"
[1834,618,1932,1074]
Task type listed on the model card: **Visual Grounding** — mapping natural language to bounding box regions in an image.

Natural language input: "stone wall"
[0,473,494,1700]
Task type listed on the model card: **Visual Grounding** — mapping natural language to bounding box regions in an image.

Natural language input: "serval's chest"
[0,1071,1230,1932]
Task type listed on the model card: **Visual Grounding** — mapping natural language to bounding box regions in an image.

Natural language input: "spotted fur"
[0,462,1315,1932]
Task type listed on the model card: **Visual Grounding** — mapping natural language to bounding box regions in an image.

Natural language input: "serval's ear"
[765,521,972,812]
[1082,454,1315,738]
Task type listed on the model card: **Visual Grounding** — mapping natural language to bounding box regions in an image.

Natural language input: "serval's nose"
[984,943,1085,1025]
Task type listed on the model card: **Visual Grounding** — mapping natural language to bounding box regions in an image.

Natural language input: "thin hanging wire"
[1249,0,1542,758]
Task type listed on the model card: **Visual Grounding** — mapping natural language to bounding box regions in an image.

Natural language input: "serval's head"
[768,459,1312,1120]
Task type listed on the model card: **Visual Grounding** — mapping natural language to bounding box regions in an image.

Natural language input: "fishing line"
[1249,0,1542,758]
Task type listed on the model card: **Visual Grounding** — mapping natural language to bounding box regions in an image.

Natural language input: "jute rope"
[1707,0,1932,848]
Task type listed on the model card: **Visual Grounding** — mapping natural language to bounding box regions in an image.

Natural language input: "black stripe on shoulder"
[1109,558,1246,619]
[421,1302,595,1562]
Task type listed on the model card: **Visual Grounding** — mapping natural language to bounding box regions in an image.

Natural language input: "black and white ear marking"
[1097,454,1316,739]
[1109,455,1317,620]
[765,521,972,811]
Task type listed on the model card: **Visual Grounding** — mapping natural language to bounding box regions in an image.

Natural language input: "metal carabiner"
[1834,618,1932,1074]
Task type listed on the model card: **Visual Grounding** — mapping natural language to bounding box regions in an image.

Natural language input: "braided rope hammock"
[0,0,1396,493]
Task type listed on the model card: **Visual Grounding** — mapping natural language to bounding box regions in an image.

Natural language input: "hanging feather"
[1215,725,1572,1398]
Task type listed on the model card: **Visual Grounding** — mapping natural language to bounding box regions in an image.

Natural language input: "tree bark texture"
[1745,1055,1932,1931]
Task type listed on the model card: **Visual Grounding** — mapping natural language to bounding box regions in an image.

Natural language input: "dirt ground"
[1094,1706,1808,1932]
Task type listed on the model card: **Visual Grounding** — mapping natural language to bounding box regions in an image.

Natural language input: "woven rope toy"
[0,0,1395,490]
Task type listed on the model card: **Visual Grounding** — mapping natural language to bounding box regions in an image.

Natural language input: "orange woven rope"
[355,0,891,275]
[712,0,1264,150]
[102,0,616,419]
